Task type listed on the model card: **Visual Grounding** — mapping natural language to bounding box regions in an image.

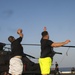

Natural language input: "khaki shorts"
[39,57,52,74]
[9,57,23,75]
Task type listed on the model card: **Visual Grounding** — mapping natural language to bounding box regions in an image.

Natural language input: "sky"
[0,0,75,68]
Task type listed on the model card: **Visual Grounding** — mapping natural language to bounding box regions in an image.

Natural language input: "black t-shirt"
[55,63,59,71]
[40,38,54,58]
[55,63,58,68]
[11,37,23,58]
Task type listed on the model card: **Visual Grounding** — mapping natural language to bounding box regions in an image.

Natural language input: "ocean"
[59,67,72,72]
[50,67,75,75]
[51,67,74,72]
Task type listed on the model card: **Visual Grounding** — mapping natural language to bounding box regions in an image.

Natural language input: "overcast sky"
[0,0,75,68]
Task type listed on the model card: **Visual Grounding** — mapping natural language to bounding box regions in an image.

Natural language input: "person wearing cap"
[39,27,70,75]
[8,29,24,75]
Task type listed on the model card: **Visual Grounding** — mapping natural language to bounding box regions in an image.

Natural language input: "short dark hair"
[41,31,48,37]
[8,36,15,43]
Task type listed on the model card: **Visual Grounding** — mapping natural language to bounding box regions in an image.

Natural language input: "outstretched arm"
[43,26,47,31]
[17,29,23,38]
[51,40,71,47]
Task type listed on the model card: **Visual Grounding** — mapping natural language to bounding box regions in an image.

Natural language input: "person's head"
[41,31,49,39]
[8,36,15,43]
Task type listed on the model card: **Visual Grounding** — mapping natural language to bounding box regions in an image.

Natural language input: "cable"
[59,47,70,65]
[5,43,75,48]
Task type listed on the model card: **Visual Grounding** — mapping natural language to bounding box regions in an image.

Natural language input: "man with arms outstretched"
[39,27,70,75]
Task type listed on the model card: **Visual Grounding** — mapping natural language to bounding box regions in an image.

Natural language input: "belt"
[14,56,22,59]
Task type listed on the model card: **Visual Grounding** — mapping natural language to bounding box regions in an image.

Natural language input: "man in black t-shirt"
[55,62,60,75]
[39,27,70,75]
[8,29,23,75]
[55,62,59,71]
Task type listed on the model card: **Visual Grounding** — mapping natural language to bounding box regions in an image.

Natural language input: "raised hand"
[43,27,47,31]
[17,29,22,34]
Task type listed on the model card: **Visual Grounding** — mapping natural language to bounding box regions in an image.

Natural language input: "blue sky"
[0,0,75,68]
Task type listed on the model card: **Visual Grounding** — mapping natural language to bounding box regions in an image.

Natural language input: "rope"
[59,47,70,65]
